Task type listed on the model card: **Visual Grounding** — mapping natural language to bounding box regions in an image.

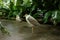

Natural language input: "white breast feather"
[26,15,40,26]
[26,15,33,26]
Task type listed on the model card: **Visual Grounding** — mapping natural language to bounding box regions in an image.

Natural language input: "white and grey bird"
[16,15,22,22]
[24,14,41,33]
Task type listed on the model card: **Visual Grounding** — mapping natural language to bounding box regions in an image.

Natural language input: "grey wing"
[28,16,40,27]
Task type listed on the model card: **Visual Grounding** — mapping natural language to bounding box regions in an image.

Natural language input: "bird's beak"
[23,15,25,17]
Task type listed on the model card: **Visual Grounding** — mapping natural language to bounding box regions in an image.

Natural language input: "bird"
[24,14,41,33]
[16,15,22,22]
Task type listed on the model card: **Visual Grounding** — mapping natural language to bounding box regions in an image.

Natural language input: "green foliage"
[51,10,60,24]
[0,22,10,35]
[0,0,60,25]
[43,11,52,23]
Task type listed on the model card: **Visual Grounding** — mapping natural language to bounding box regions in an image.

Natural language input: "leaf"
[52,10,60,23]
[43,11,52,23]
[23,0,32,7]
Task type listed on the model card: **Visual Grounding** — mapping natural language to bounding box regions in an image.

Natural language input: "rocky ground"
[0,20,60,40]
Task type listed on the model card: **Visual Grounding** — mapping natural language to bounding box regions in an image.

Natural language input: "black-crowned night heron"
[24,14,41,33]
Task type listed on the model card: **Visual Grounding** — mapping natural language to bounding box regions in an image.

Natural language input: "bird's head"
[24,14,29,17]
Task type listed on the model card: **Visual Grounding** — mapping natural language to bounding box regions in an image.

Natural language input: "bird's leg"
[32,27,34,33]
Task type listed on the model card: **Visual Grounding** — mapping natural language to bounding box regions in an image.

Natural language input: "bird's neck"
[25,14,30,17]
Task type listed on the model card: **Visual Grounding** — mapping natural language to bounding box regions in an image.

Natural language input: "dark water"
[0,19,60,40]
